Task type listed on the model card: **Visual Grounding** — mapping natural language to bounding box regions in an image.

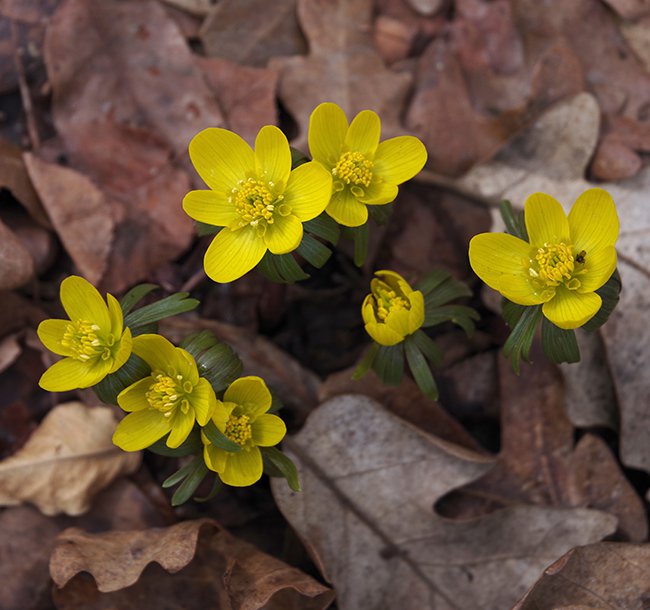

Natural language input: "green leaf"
[367,203,393,225]
[541,317,580,364]
[171,457,209,506]
[404,338,439,400]
[268,392,284,414]
[120,284,158,316]
[371,343,404,386]
[290,146,310,168]
[352,343,380,380]
[421,273,472,307]
[582,268,622,332]
[501,298,527,329]
[499,200,528,241]
[181,331,243,393]
[148,428,203,457]
[351,223,369,267]
[261,446,301,492]
[303,213,340,244]
[193,476,222,502]
[202,420,241,453]
[93,352,150,405]
[423,304,479,335]
[296,233,332,268]
[411,330,443,366]
[502,304,542,374]
[275,253,310,282]
[162,459,197,488]
[195,222,221,237]
[257,251,286,283]
[124,292,199,329]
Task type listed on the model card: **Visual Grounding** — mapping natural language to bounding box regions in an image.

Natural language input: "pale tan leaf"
[0,218,34,290]
[273,395,617,610]
[0,402,140,516]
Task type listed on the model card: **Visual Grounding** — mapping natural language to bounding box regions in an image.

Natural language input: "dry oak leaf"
[457,91,650,475]
[0,217,34,290]
[512,542,650,610]
[272,395,617,610]
[0,402,140,516]
[272,0,412,150]
[51,518,335,610]
[23,153,114,286]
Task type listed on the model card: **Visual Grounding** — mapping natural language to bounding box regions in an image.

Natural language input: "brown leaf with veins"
[23,153,113,285]
[0,402,141,516]
[512,542,650,610]
[51,518,334,610]
[0,218,34,290]
[272,0,412,150]
[273,395,617,610]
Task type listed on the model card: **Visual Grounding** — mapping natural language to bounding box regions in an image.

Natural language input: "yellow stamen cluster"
[230,178,285,231]
[372,280,410,321]
[332,151,373,188]
[146,372,192,417]
[224,414,253,446]
[529,242,583,290]
[61,319,113,362]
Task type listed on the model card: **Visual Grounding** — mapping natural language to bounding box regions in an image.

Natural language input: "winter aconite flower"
[113,334,217,451]
[202,376,286,487]
[183,125,332,283]
[469,189,619,330]
[308,102,427,227]
[362,270,425,346]
[37,276,132,392]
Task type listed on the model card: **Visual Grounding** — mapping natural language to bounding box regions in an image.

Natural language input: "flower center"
[146,371,193,417]
[224,414,252,446]
[372,280,410,321]
[528,242,583,290]
[332,151,373,188]
[230,178,289,235]
[61,319,114,362]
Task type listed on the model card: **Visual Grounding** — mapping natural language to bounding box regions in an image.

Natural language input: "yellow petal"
[577,245,617,293]
[358,180,398,205]
[524,193,570,246]
[166,408,195,448]
[109,327,132,374]
[204,443,227,473]
[106,293,124,337]
[364,321,405,346]
[373,136,428,184]
[182,189,238,228]
[132,334,178,374]
[568,188,620,253]
[308,102,348,166]
[176,347,199,385]
[345,109,381,157]
[60,275,110,330]
[210,400,235,433]
[224,376,272,414]
[263,213,303,255]
[219,446,263,487]
[117,377,152,412]
[283,161,332,221]
[326,189,368,227]
[189,127,254,193]
[407,290,425,334]
[37,319,74,357]
[361,294,377,325]
[112,409,171,451]
[251,414,286,447]
[469,233,547,306]
[39,357,112,392]
[204,226,266,283]
[191,378,217,426]
[254,125,291,187]
[385,308,411,337]
[542,286,601,330]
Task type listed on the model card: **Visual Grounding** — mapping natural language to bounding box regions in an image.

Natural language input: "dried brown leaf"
[601,0,650,19]
[23,153,113,285]
[512,542,650,610]
[160,0,216,17]
[0,217,34,289]
[272,0,412,149]
[0,402,140,516]
[51,518,334,610]
[273,395,617,610]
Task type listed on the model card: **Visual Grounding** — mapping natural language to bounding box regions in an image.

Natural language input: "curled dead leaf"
[0,218,34,290]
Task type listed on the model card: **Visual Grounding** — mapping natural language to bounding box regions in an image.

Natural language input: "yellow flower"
[37,276,132,392]
[469,189,619,330]
[362,270,425,346]
[113,334,217,450]
[308,102,428,227]
[202,376,286,487]
[183,125,332,283]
